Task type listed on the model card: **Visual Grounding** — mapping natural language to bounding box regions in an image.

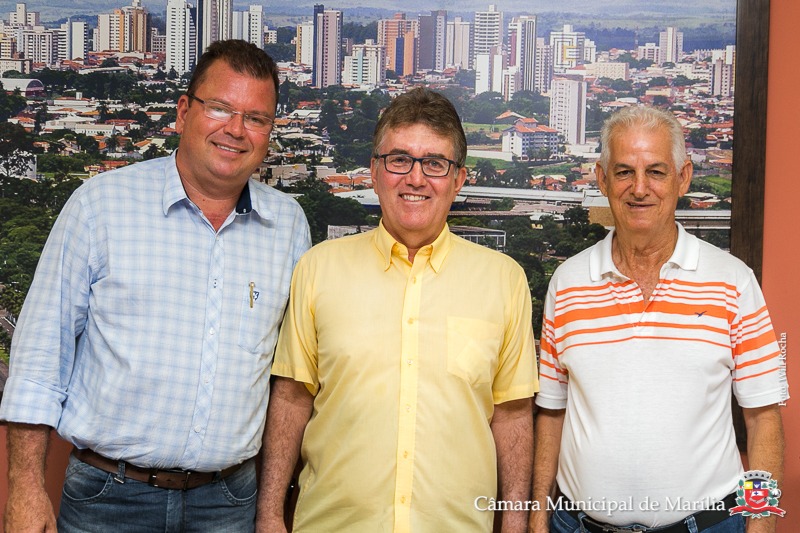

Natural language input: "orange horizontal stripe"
[732,366,779,382]
[648,301,728,319]
[740,305,770,324]
[555,322,633,344]
[554,305,630,328]
[555,280,634,298]
[734,350,780,370]
[663,278,737,293]
[635,321,729,336]
[736,333,778,355]
[560,334,733,356]
[539,372,566,384]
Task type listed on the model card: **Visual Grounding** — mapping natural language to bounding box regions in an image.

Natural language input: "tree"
[0,123,35,178]
[473,159,497,185]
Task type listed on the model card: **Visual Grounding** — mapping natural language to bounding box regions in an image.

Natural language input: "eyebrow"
[612,162,670,171]
[385,148,450,159]
[203,97,273,117]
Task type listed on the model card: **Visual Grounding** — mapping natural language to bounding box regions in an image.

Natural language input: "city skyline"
[0,0,736,22]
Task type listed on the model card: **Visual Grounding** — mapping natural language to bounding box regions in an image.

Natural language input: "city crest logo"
[729,470,785,518]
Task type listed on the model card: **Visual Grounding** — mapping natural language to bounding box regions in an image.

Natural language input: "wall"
[763,0,800,528]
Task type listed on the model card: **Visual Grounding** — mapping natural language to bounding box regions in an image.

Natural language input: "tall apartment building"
[475,44,504,95]
[550,24,585,72]
[659,26,683,65]
[507,15,536,92]
[637,42,661,64]
[549,77,587,145]
[711,58,733,97]
[446,17,471,69]
[377,13,418,74]
[20,28,56,65]
[218,0,233,42]
[296,21,314,65]
[417,10,446,72]
[59,20,87,61]
[166,0,196,74]
[96,0,148,53]
[343,39,385,87]
[473,4,502,67]
[196,0,218,55]
[231,5,263,47]
[534,37,553,94]
[313,8,342,88]
[9,3,39,26]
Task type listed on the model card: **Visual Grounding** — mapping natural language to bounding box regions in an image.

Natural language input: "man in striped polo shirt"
[531,106,787,533]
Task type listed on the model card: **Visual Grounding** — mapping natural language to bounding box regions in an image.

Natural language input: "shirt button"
[407,359,413,366]
[194,425,201,433]
[406,404,411,412]
[204,375,211,384]
[401,496,406,504]
[403,451,408,458]
[408,318,414,325]
[209,327,215,336]
[412,276,417,283]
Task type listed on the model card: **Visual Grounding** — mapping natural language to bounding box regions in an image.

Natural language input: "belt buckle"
[149,469,192,490]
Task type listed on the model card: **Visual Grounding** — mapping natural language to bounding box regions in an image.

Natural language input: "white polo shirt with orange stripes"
[536,223,788,527]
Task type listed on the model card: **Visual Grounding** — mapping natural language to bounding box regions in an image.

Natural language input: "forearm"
[491,398,534,533]
[529,407,565,533]
[743,405,784,533]
[256,377,314,529]
[7,422,50,488]
[4,422,56,531]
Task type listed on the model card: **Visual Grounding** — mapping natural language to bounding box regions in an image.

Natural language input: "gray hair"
[598,105,687,172]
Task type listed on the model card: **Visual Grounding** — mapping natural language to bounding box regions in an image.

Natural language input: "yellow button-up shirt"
[273,223,538,532]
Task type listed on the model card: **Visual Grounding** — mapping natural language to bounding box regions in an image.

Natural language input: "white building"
[659,26,684,65]
[550,24,585,72]
[507,15,537,92]
[549,77,587,145]
[313,9,342,88]
[166,0,196,75]
[446,17,471,69]
[501,118,559,158]
[343,39,385,88]
[473,4,502,67]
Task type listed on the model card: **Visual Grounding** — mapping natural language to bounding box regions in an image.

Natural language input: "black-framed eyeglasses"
[374,153,459,178]
[186,94,274,135]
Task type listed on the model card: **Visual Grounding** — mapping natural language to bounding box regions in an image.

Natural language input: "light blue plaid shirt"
[0,153,310,470]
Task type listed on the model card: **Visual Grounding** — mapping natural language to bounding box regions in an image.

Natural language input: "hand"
[4,485,57,533]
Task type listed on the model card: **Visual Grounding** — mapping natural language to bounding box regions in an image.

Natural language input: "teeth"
[217,144,241,153]
[401,194,426,201]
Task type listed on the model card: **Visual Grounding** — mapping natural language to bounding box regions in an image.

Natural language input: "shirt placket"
[393,250,428,532]
[181,232,223,466]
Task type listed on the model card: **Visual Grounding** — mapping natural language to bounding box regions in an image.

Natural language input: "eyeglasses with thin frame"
[186,94,274,135]
[374,153,459,178]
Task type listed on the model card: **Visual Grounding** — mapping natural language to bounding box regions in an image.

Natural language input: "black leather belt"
[73,448,245,491]
[565,493,737,533]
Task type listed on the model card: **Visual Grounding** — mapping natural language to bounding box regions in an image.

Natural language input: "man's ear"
[596,162,608,196]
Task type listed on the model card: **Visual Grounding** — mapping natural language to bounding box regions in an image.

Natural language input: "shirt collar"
[589,222,699,281]
[373,221,453,273]
[162,151,264,220]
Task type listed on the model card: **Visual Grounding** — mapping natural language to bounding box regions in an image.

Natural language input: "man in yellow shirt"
[257,88,538,532]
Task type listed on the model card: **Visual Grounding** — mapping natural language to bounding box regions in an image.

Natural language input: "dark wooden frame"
[730,0,770,449]
[731,0,770,281]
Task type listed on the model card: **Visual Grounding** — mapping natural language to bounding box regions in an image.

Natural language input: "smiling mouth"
[401,194,427,202]
[215,143,245,154]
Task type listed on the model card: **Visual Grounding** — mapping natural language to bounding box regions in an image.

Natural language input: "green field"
[691,175,732,198]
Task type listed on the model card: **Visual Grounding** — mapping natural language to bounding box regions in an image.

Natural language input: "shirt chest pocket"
[446,317,503,385]
[237,282,288,354]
